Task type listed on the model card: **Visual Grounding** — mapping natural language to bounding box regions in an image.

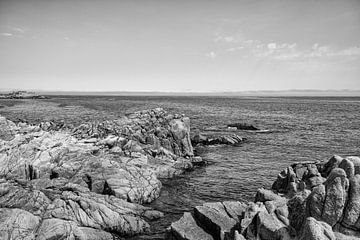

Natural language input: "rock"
[234,231,246,240]
[241,202,267,233]
[0,208,40,240]
[170,155,360,240]
[347,157,360,175]
[0,108,207,239]
[169,212,214,240]
[169,118,193,157]
[0,116,16,141]
[322,155,343,177]
[222,201,247,221]
[299,217,336,240]
[245,211,292,240]
[342,174,360,230]
[255,188,286,203]
[191,132,244,146]
[307,184,326,221]
[227,123,259,131]
[339,158,355,178]
[322,168,349,226]
[194,202,238,240]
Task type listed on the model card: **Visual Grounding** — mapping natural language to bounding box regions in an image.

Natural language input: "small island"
[0,91,47,99]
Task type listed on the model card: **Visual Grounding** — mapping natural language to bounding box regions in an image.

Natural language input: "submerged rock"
[226,123,259,131]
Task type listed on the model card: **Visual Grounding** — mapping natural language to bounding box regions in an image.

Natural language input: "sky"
[0,0,359,92]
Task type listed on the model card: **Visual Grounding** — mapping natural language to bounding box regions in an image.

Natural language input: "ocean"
[1,96,359,237]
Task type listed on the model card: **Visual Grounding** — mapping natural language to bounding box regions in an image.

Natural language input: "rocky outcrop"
[169,155,360,240]
[0,179,161,239]
[0,108,205,239]
[192,131,245,146]
[226,123,259,131]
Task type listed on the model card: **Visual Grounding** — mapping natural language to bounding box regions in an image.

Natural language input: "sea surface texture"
[1,96,359,237]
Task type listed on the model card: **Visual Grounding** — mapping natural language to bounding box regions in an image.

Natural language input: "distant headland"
[0,91,47,99]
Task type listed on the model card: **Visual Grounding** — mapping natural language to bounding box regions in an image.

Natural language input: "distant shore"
[1,89,360,97]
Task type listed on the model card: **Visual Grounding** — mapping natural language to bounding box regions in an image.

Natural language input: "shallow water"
[1,96,360,238]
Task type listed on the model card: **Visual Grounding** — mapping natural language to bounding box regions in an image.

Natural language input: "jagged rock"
[0,108,206,239]
[191,132,245,146]
[347,157,360,175]
[169,118,193,156]
[299,217,336,240]
[322,155,343,177]
[222,201,247,221]
[339,158,355,178]
[234,231,246,240]
[0,208,40,240]
[170,155,360,240]
[342,174,360,230]
[322,168,349,226]
[255,188,286,203]
[169,212,214,240]
[194,202,238,240]
[245,211,292,240]
[0,116,16,141]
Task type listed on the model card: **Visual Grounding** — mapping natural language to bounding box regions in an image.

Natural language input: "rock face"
[169,155,360,240]
[0,108,204,239]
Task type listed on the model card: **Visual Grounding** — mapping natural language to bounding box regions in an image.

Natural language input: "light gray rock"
[169,212,214,240]
[194,202,238,240]
[342,174,360,230]
[299,217,336,240]
[0,208,40,240]
[322,168,349,226]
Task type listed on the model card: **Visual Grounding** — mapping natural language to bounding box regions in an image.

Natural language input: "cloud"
[214,36,236,43]
[221,38,360,61]
[11,27,25,33]
[0,33,13,37]
[205,51,217,59]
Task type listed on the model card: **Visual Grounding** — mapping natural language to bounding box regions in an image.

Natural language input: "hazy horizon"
[1,0,359,91]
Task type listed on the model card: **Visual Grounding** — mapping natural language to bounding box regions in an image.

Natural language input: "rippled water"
[1,96,359,238]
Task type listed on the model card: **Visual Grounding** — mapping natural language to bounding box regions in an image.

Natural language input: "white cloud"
[220,38,360,61]
[0,33,13,37]
[11,27,25,33]
[267,43,277,49]
[205,51,217,59]
[214,36,236,43]
[64,36,70,41]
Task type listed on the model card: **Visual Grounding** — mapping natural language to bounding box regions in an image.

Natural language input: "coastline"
[0,98,359,239]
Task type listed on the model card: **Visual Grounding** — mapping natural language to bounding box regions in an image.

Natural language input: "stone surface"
[0,108,205,239]
[169,212,214,240]
[299,217,336,240]
[170,155,360,240]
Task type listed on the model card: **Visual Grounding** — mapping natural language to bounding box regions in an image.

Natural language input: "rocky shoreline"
[1,107,359,240]
[168,156,360,240]
[0,108,208,239]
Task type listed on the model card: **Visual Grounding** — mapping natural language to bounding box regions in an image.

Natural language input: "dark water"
[1,96,360,238]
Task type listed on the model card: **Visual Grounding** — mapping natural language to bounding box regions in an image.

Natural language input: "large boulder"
[299,217,336,240]
[169,118,193,156]
[168,212,214,240]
